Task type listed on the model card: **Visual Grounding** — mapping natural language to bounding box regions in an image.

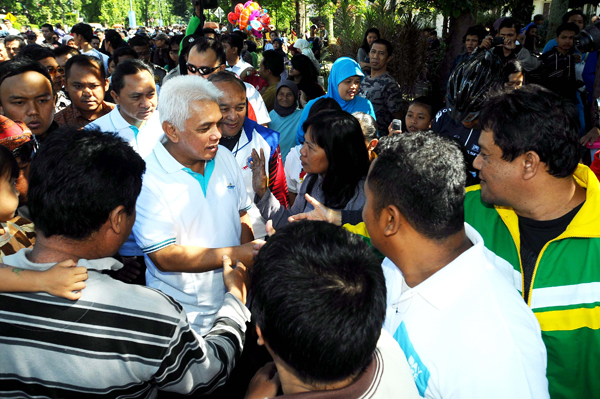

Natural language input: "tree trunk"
[546,0,569,42]
[436,11,475,100]
[442,14,448,38]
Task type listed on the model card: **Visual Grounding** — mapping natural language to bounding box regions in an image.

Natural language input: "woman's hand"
[251,148,268,198]
[288,194,342,226]
[298,90,308,108]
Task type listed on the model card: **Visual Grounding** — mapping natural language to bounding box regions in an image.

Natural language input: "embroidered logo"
[227,182,235,189]
[242,156,253,171]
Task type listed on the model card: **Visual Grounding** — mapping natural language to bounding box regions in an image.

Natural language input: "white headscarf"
[294,39,320,72]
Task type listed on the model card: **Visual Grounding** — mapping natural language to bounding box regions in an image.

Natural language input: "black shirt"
[518,202,584,301]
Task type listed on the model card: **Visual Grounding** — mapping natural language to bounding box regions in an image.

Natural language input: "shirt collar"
[154,141,186,174]
[394,223,485,310]
[4,248,123,272]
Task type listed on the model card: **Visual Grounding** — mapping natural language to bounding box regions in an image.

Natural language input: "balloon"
[251,2,259,10]
[247,25,252,31]
[235,3,244,15]
[260,14,270,25]
[228,12,238,25]
[250,10,260,20]
[251,28,262,39]
[244,1,252,8]
[250,19,262,31]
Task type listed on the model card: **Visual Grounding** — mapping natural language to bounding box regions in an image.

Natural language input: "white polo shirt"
[245,82,271,125]
[133,142,251,336]
[87,107,164,160]
[229,58,253,77]
[382,223,549,399]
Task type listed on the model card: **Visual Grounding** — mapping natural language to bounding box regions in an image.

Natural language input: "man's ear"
[522,150,541,181]
[367,138,378,152]
[256,325,265,346]
[381,204,402,238]
[111,90,119,105]
[218,64,226,72]
[162,121,180,143]
[108,205,128,235]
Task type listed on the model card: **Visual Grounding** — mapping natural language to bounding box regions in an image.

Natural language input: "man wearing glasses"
[128,35,167,87]
[186,37,271,127]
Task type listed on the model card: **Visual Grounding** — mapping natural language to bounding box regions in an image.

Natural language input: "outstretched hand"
[288,194,342,226]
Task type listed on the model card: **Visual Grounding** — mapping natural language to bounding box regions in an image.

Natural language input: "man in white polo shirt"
[362,133,549,398]
[87,59,164,281]
[133,75,263,335]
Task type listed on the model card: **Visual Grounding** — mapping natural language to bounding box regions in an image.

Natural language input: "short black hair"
[290,54,319,84]
[53,45,80,59]
[189,37,226,65]
[479,84,579,178]
[245,40,257,53]
[250,221,386,385]
[534,14,544,23]
[41,23,53,31]
[498,18,520,33]
[556,22,580,37]
[28,126,146,239]
[562,10,585,24]
[464,25,485,43]
[261,50,284,76]
[128,35,150,48]
[17,44,55,62]
[302,110,370,208]
[503,60,523,83]
[104,29,125,50]
[91,35,100,42]
[65,54,106,81]
[202,28,217,36]
[220,33,243,56]
[111,59,153,95]
[369,132,467,240]
[370,38,393,56]
[112,46,139,65]
[5,35,25,49]
[207,70,246,96]
[0,58,53,102]
[409,96,435,119]
[71,23,94,43]
[0,144,19,182]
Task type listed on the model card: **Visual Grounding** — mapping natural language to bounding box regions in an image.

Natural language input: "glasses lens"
[186,63,197,74]
[12,140,37,163]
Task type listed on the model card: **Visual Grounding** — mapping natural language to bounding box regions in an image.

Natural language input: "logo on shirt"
[227,182,235,189]
[393,321,430,397]
[242,155,253,171]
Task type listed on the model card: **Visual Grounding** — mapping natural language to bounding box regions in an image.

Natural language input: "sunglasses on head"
[12,139,38,164]
[186,63,221,76]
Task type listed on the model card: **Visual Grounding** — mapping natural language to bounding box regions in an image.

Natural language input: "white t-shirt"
[229,58,253,77]
[133,142,251,336]
[382,223,549,399]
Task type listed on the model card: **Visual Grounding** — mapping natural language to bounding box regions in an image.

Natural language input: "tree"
[546,0,569,42]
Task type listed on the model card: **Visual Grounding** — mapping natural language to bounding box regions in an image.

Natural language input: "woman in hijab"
[288,54,325,102]
[295,57,376,144]
[269,81,303,163]
[293,38,321,72]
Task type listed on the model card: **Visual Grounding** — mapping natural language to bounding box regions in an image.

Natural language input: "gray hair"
[352,111,378,141]
[158,75,222,131]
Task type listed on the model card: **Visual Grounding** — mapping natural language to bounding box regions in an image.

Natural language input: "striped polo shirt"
[0,249,251,398]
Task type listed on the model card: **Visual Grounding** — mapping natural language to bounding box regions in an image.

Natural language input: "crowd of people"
[0,7,599,399]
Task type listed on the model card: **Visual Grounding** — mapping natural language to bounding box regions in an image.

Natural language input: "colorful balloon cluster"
[228,1,271,38]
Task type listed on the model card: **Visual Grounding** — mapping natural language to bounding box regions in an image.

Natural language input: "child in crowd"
[405,96,434,133]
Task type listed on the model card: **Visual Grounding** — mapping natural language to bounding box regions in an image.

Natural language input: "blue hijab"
[295,57,376,144]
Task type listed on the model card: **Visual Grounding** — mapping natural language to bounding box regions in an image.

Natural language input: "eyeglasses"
[46,66,65,75]
[186,63,222,76]
[12,139,38,164]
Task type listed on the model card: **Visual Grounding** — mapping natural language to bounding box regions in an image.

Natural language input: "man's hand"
[222,255,248,304]
[288,194,342,226]
[245,362,280,399]
[39,260,88,300]
[251,148,268,198]
[580,126,600,146]
[479,35,493,49]
[115,256,141,283]
[252,220,275,258]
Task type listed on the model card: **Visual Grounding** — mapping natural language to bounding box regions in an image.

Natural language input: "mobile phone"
[492,37,505,46]
[391,119,402,131]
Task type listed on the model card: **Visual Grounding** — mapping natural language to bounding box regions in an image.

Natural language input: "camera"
[492,37,505,46]
[575,20,600,53]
